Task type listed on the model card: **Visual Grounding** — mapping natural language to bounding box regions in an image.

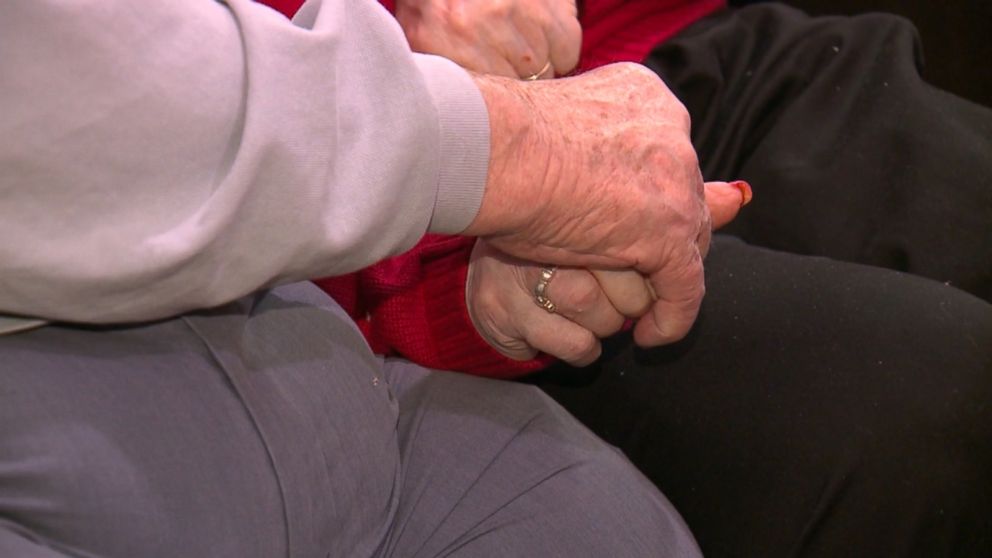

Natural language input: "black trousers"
[533,4,992,557]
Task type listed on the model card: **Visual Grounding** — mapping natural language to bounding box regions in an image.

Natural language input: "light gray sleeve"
[0,0,490,322]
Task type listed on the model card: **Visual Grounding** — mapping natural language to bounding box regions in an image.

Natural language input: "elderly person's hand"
[465,63,726,347]
[395,0,581,79]
[468,181,750,364]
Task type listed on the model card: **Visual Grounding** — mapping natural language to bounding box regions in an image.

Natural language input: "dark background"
[731,0,992,107]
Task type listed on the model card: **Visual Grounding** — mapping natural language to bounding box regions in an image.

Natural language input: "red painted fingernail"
[731,180,752,207]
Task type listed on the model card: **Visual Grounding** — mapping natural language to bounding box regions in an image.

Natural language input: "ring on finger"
[534,265,558,313]
[523,60,553,81]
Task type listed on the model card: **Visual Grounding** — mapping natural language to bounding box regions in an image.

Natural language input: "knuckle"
[487,0,512,18]
[567,278,602,312]
[672,100,692,132]
[558,0,580,18]
[563,332,598,362]
[607,62,656,86]
[447,6,474,34]
[532,6,555,28]
[670,138,699,170]
[626,62,658,81]
[468,279,498,314]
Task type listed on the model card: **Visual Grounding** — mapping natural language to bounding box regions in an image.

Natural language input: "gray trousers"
[0,282,698,557]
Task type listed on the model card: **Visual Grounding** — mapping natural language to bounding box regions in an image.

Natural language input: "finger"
[502,17,553,79]
[525,267,625,337]
[704,180,752,230]
[546,9,581,75]
[633,247,705,347]
[456,44,521,79]
[521,308,603,366]
[589,269,653,317]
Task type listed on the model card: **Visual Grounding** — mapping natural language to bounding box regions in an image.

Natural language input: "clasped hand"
[466,183,746,365]
[395,0,747,364]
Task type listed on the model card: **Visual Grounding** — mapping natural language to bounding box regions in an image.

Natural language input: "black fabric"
[754,0,992,109]
[532,4,992,556]
[649,3,991,301]
[534,237,992,557]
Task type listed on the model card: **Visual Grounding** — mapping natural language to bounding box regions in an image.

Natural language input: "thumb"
[704,180,752,230]
[592,180,753,316]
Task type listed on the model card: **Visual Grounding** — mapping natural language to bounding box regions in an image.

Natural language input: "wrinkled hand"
[468,182,750,364]
[467,241,619,366]
[395,0,581,78]
[466,63,726,347]
[588,178,751,318]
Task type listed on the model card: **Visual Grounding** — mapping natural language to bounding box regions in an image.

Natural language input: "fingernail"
[731,180,752,207]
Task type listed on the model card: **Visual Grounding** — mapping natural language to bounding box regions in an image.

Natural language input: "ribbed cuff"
[413,54,490,234]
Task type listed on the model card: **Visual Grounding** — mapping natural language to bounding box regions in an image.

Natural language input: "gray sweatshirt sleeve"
[0,0,489,322]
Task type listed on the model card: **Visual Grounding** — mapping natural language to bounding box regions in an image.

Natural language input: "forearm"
[0,0,488,322]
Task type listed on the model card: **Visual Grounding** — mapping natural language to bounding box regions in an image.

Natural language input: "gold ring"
[534,266,558,313]
[524,61,553,81]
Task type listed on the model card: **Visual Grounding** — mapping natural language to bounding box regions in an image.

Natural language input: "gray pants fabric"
[0,282,698,557]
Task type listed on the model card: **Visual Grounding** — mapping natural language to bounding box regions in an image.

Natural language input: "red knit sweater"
[261,0,726,378]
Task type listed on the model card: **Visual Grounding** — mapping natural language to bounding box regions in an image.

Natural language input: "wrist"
[462,74,558,238]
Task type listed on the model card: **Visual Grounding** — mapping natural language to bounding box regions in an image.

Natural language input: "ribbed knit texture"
[268,0,727,377]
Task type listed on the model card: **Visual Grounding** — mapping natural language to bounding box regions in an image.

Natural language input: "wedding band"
[524,61,553,81]
[534,266,558,313]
